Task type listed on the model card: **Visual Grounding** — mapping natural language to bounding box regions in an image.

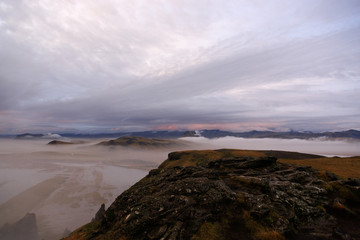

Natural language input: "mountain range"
[14,129,360,140]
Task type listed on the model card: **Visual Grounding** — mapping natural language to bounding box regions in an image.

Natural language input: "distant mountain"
[15,133,62,139]
[15,133,44,138]
[61,131,185,139]
[198,129,360,140]
[13,129,360,140]
[181,131,200,137]
[97,136,188,149]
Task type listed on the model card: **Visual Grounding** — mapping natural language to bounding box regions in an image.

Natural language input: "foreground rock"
[65,150,360,240]
[0,213,38,240]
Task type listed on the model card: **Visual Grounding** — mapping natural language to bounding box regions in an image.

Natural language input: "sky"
[0,0,360,134]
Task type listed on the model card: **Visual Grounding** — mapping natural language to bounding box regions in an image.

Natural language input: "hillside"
[97,136,187,148]
[47,140,74,145]
[64,149,360,240]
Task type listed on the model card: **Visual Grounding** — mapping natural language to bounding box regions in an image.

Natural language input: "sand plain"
[0,138,168,240]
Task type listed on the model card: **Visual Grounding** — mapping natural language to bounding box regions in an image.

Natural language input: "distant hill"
[198,129,360,140]
[61,131,185,139]
[47,140,74,145]
[97,136,187,148]
[64,149,360,240]
[16,133,44,138]
[15,133,62,139]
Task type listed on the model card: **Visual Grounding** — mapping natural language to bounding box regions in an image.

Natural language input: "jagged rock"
[65,154,360,240]
[0,213,38,240]
[92,203,106,222]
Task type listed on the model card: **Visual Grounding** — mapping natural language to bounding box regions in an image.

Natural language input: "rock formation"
[92,204,106,222]
[64,150,360,240]
[0,213,38,240]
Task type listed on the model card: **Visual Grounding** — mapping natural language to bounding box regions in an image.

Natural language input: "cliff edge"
[64,150,360,240]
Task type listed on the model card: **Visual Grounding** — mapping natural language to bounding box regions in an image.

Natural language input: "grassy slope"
[160,149,360,179]
[279,156,360,179]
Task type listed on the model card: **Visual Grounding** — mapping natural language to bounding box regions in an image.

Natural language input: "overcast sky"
[0,0,360,134]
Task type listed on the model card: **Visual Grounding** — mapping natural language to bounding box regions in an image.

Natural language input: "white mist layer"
[181,136,360,157]
[0,138,170,240]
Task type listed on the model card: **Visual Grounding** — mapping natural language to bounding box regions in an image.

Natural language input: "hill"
[15,133,44,138]
[97,136,187,149]
[47,140,74,145]
[64,149,360,240]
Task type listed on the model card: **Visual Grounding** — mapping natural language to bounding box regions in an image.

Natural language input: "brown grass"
[242,211,285,240]
[160,149,266,168]
[279,156,360,179]
[160,149,328,169]
[191,221,225,240]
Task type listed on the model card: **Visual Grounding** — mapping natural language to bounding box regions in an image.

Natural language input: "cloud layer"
[1,0,360,133]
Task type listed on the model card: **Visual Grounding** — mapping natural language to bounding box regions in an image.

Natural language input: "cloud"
[0,0,359,133]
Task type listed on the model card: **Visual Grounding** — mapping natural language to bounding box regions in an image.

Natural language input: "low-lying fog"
[183,136,360,157]
[0,137,359,239]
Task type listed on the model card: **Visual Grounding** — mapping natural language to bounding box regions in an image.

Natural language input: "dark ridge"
[47,140,73,145]
[97,136,185,148]
[15,133,44,138]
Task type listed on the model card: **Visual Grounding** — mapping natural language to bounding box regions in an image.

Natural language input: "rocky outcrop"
[65,152,360,240]
[92,204,106,222]
[0,213,38,240]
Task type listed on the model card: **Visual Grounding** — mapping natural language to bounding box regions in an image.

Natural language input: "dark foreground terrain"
[64,149,360,240]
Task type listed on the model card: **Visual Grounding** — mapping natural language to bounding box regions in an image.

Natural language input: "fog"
[0,137,359,239]
[182,137,360,157]
[0,138,177,240]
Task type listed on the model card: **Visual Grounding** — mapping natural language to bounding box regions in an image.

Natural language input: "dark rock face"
[67,156,360,240]
[0,213,38,240]
[92,203,106,222]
